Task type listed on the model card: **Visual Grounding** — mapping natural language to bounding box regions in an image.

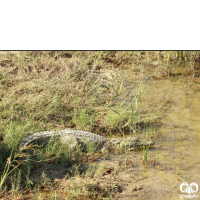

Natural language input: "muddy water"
[104,71,200,199]
[155,77,200,199]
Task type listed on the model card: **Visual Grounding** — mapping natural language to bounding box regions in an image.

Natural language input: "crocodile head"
[110,137,155,151]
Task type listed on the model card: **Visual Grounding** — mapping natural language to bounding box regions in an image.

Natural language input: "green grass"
[0,149,22,190]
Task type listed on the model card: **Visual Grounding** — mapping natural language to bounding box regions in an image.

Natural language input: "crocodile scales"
[20,128,155,152]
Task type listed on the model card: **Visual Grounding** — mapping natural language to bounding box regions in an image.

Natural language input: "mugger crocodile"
[20,128,155,153]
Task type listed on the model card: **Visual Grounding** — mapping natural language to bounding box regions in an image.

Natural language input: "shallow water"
[104,70,200,199]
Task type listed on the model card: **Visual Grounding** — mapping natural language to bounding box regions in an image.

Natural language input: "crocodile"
[20,128,155,153]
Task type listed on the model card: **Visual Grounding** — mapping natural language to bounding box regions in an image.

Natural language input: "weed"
[86,141,99,153]
[41,171,51,186]
[86,164,97,178]
[10,170,21,194]
[141,127,155,164]
[34,183,41,200]
[24,162,33,189]
[0,149,22,190]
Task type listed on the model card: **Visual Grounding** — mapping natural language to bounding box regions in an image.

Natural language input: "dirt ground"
[0,149,182,200]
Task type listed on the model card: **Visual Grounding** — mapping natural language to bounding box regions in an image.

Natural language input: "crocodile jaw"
[109,137,155,151]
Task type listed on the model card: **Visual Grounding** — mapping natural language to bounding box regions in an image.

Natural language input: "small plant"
[86,164,97,178]
[93,163,105,179]
[24,162,33,189]
[10,170,21,194]
[141,126,155,164]
[86,141,98,153]
[34,183,41,200]
[111,72,125,96]
[0,149,22,190]
[41,171,51,186]
[142,140,150,165]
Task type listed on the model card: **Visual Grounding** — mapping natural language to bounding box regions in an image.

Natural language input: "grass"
[0,51,199,199]
[141,127,156,164]
[0,149,22,190]
[109,75,157,163]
